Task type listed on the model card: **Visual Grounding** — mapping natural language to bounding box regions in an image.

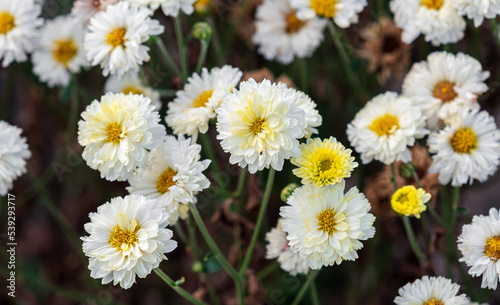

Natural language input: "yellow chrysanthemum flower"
[291,137,358,187]
[391,185,431,218]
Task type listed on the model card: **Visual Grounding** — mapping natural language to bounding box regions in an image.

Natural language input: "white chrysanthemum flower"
[458,208,500,290]
[84,1,164,77]
[0,0,43,67]
[32,15,88,88]
[402,51,489,129]
[291,0,366,28]
[394,276,469,305]
[455,0,500,27]
[428,109,500,186]
[166,65,242,141]
[276,83,322,137]
[216,78,307,173]
[390,0,466,46]
[125,0,196,16]
[0,121,31,196]
[127,135,210,225]
[105,72,161,110]
[346,91,428,165]
[280,181,375,269]
[81,194,177,289]
[252,0,327,65]
[78,92,166,181]
[266,219,310,276]
[71,0,119,22]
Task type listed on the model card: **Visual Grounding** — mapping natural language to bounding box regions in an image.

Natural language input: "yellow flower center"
[106,27,127,49]
[122,85,144,95]
[421,0,443,10]
[157,168,177,194]
[318,209,338,235]
[285,12,305,34]
[105,122,123,144]
[450,127,477,154]
[52,39,78,66]
[0,11,15,34]
[194,0,211,12]
[310,0,336,18]
[192,90,214,108]
[109,220,139,250]
[433,81,457,102]
[250,118,268,134]
[424,299,444,305]
[391,185,427,218]
[485,236,500,261]
[369,114,400,136]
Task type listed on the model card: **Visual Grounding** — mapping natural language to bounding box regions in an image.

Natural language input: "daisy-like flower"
[291,137,357,187]
[0,0,43,67]
[71,0,119,22]
[402,51,489,129]
[394,276,469,305]
[216,78,307,173]
[280,181,375,269]
[455,0,500,27]
[81,194,177,289]
[78,92,166,181]
[105,72,161,110]
[346,91,428,165]
[127,135,211,225]
[277,82,322,138]
[125,0,196,17]
[266,219,310,276]
[390,0,466,46]
[252,0,327,65]
[290,0,366,28]
[84,1,164,77]
[428,109,500,186]
[32,15,88,88]
[0,121,31,196]
[166,65,242,141]
[458,208,500,290]
[391,185,430,218]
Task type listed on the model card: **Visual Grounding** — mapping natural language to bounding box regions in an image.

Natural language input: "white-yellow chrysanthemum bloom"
[455,0,500,27]
[390,0,466,46]
[216,78,307,173]
[394,276,469,305]
[0,0,43,67]
[84,1,164,77]
[252,0,327,65]
[280,181,375,269]
[81,194,178,289]
[402,51,489,129]
[291,0,367,28]
[346,91,428,165]
[277,82,322,138]
[125,0,196,17]
[166,65,242,141]
[266,218,310,276]
[291,137,357,187]
[127,135,211,225]
[390,185,430,218]
[78,92,166,181]
[428,109,500,186]
[458,208,500,290]
[0,121,31,196]
[105,72,162,110]
[32,15,88,88]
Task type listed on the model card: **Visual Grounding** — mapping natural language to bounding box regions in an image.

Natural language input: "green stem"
[256,261,279,280]
[174,16,188,82]
[310,280,320,305]
[402,216,427,265]
[232,168,248,198]
[199,133,227,192]
[155,37,182,76]
[411,169,422,188]
[390,163,398,191]
[186,216,200,259]
[195,40,210,74]
[290,271,319,305]
[174,222,189,248]
[154,268,208,305]
[238,168,275,276]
